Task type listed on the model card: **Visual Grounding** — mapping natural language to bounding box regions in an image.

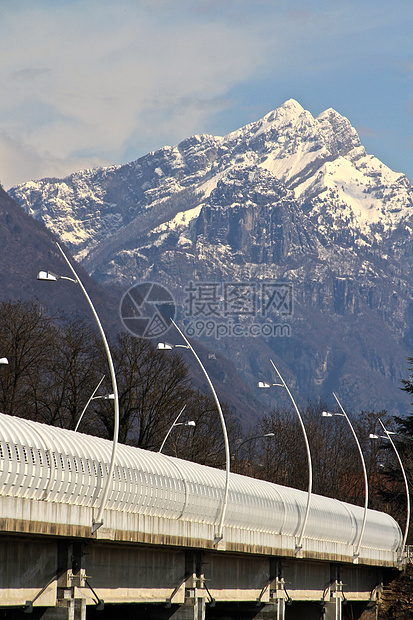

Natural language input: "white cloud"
[0,131,111,189]
[0,0,412,187]
[0,1,275,187]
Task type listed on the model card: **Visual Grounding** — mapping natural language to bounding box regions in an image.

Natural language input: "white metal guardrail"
[0,412,402,564]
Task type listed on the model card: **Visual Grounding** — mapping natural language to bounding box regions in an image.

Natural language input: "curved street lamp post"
[157,319,230,545]
[370,418,410,561]
[322,393,368,562]
[37,242,119,534]
[75,375,115,432]
[258,359,312,554]
[158,404,196,454]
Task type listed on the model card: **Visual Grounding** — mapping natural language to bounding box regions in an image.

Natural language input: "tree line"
[0,299,410,538]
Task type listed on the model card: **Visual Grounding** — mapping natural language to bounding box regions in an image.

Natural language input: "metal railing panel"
[0,413,403,557]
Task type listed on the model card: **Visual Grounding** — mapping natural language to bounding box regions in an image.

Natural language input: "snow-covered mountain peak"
[280,97,304,111]
[9,99,413,264]
[222,99,308,147]
[264,98,305,124]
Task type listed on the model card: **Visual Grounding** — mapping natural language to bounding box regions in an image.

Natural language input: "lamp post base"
[91,521,103,534]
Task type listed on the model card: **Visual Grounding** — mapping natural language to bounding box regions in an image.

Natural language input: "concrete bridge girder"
[0,535,392,620]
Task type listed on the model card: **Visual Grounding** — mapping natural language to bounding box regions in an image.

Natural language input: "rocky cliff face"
[9,100,413,415]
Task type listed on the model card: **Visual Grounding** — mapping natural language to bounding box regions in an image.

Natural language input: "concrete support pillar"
[165,550,205,620]
[40,597,86,620]
[253,603,278,619]
[167,596,205,620]
[41,542,87,620]
[270,560,288,620]
[323,596,342,620]
[323,580,343,620]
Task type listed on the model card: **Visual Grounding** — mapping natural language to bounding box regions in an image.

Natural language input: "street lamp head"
[37,270,58,281]
[322,411,334,417]
[369,433,380,440]
[90,393,115,402]
[37,269,77,284]
[0,357,8,365]
[258,380,284,388]
[186,420,196,427]
[157,342,173,350]
[263,432,275,438]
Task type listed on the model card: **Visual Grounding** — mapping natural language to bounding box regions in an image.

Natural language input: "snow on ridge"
[223,99,309,145]
[259,144,329,185]
[318,158,389,225]
[297,154,413,232]
[259,98,306,130]
[316,106,350,123]
[152,204,203,235]
[358,153,406,185]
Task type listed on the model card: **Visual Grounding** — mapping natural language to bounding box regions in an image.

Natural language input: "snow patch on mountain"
[259,145,329,185]
[152,204,204,235]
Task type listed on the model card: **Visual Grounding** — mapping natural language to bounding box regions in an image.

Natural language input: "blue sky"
[0,0,412,189]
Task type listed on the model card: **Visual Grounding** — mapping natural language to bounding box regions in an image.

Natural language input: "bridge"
[0,412,403,620]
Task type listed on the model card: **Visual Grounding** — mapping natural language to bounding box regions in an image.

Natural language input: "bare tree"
[0,299,57,418]
[27,318,100,429]
[0,301,241,468]
[90,333,243,463]
[159,389,242,468]
[86,332,193,446]
[243,401,395,508]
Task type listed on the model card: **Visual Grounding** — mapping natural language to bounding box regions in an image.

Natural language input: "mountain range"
[8,99,413,416]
